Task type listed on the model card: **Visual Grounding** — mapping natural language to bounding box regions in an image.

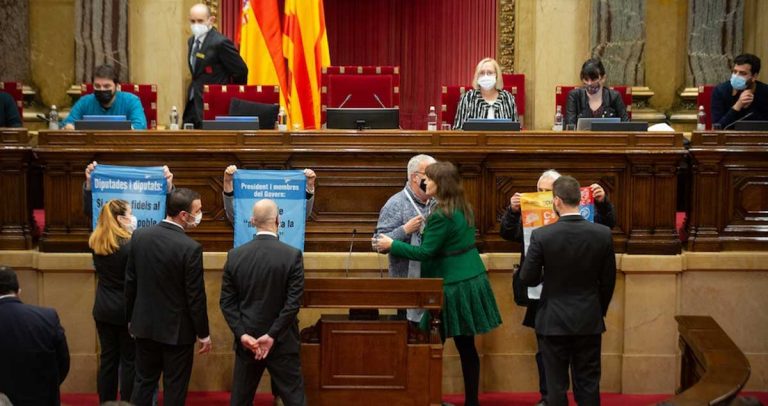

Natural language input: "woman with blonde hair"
[453,57,518,129]
[88,199,136,403]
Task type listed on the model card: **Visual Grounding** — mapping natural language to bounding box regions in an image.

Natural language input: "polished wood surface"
[31,130,685,254]
[0,128,32,249]
[659,315,751,406]
[688,131,768,251]
[301,277,443,406]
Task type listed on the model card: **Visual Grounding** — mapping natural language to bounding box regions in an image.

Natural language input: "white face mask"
[190,23,210,38]
[186,211,203,227]
[477,74,497,90]
[126,215,138,233]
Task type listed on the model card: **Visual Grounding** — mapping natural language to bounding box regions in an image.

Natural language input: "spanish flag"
[283,0,330,129]
[238,0,287,94]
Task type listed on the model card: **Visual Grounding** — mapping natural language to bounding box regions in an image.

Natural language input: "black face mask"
[419,178,427,192]
[94,90,114,106]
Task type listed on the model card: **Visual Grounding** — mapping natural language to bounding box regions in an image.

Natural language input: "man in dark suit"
[0,266,70,406]
[126,188,212,406]
[183,3,248,128]
[520,176,616,406]
[220,199,306,406]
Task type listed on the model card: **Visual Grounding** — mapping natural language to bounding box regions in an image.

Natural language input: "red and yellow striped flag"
[238,0,287,95]
[283,0,331,129]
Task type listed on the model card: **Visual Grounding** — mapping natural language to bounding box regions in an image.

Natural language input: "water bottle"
[696,105,706,131]
[427,106,437,131]
[169,106,179,130]
[553,105,564,131]
[277,108,287,131]
[48,105,59,130]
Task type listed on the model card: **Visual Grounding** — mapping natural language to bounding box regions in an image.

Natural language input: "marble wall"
[74,0,130,83]
[590,0,646,86]
[0,0,30,83]
[686,0,744,86]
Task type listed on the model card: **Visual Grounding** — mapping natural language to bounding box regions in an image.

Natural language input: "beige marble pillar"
[744,0,768,61]
[29,0,76,108]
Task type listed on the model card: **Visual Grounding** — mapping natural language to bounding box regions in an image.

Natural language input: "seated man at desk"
[62,64,147,130]
[712,53,768,129]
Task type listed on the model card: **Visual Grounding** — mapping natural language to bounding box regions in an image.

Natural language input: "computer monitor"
[461,119,521,131]
[733,121,768,131]
[576,117,621,131]
[326,108,400,130]
[590,121,648,132]
[202,116,260,130]
[75,120,132,130]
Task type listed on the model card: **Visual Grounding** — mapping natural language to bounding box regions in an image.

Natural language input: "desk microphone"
[723,112,754,130]
[373,93,386,108]
[338,94,352,108]
[345,228,356,278]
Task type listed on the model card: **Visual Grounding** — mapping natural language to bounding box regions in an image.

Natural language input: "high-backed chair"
[0,81,24,121]
[555,85,633,120]
[202,84,280,121]
[81,83,158,129]
[696,85,715,130]
[320,66,400,125]
[440,73,525,127]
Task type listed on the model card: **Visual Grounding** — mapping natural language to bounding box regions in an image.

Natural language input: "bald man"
[184,3,248,128]
[220,199,306,406]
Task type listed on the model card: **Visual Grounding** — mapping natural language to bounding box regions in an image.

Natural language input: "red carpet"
[61,391,768,405]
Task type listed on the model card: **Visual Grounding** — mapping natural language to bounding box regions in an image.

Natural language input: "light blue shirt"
[63,91,147,129]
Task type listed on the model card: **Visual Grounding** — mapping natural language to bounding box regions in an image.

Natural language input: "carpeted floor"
[61,391,768,405]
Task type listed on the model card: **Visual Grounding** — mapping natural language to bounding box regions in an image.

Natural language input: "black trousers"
[131,338,194,406]
[182,96,202,129]
[95,321,135,402]
[535,334,548,397]
[540,334,602,406]
[230,347,306,406]
[452,335,480,406]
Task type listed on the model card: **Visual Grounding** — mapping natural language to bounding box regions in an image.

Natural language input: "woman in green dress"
[373,161,501,406]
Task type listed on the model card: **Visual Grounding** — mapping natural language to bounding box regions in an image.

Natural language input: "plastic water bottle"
[553,105,564,131]
[169,106,179,130]
[427,106,437,131]
[696,105,706,131]
[277,108,288,131]
[48,105,59,130]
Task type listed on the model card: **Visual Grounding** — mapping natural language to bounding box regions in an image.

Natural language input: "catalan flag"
[237,0,287,94]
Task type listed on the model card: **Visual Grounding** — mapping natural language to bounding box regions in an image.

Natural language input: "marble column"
[590,0,645,86]
[74,0,130,83]
[686,0,744,87]
[0,0,30,82]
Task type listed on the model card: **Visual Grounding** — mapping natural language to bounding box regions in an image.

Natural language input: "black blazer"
[125,221,209,345]
[92,240,131,325]
[520,215,616,336]
[185,29,248,123]
[220,234,304,355]
[0,91,22,127]
[0,297,70,406]
[565,87,630,126]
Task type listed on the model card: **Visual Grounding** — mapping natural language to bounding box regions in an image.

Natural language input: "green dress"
[390,208,502,338]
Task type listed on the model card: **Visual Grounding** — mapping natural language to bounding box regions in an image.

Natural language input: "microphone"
[372,93,386,108]
[723,112,754,130]
[345,228,356,278]
[338,94,352,108]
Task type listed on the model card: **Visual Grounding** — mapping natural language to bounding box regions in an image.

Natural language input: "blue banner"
[233,170,306,250]
[91,165,167,230]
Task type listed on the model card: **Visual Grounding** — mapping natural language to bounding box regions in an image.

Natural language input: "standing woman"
[88,199,137,402]
[565,58,630,126]
[453,57,518,129]
[373,161,502,406]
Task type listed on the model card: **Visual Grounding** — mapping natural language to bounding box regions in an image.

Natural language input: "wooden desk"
[688,131,768,251]
[32,130,685,254]
[0,128,32,249]
[301,277,443,406]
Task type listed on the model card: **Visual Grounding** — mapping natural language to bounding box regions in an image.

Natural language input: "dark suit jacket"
[220,234,304,355]
[520,215,616,336]
[0,297,70,406]
[0,91,22,127]
[711,80,768,129]
[565,87,630,126]
[92,240,130,325]
[125,221,209,345]
[185,29,248,125]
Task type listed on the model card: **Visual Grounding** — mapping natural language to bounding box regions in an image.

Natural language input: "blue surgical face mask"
[730,74,748,90]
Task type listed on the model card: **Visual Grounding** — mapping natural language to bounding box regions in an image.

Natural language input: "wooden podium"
[301,277,444,406]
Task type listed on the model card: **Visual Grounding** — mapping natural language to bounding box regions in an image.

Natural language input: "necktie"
[190,39,201,71]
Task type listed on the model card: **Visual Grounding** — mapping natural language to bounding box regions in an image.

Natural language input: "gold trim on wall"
[498,0,515,72]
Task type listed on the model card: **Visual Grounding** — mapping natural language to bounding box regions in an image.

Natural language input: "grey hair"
[406,154,437,178]
[539,169,561,182]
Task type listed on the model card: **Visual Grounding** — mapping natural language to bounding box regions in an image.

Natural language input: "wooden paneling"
[0,128,32,249]
[29,130,686,253]
[688,132,768,251]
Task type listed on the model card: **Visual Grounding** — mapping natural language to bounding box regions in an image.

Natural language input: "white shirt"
[487,100,496,119]
[0,293,17,300]
[257,231,278,238]
[162,219,185,230]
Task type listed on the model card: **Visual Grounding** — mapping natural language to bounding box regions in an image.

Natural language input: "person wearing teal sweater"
[373,161,501,406]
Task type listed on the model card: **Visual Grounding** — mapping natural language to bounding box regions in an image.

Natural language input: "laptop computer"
[461,119,521,131]
[75,120,132,130]
[576,117,620,131]
[590,121,648,132]
[732,121,768,131]
[202,117,260,130]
